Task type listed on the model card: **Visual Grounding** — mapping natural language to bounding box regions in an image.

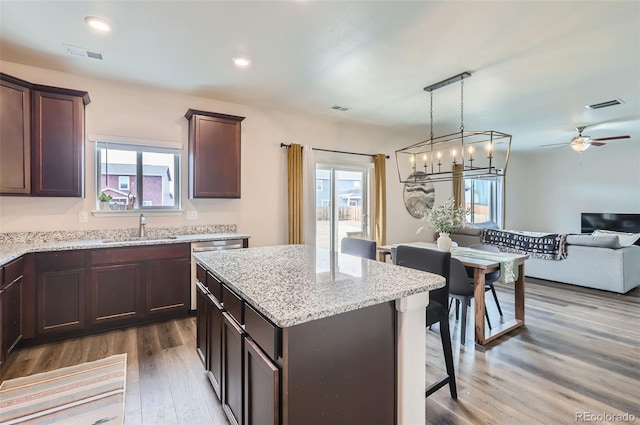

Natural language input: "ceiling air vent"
[331,105,349,112]
[63,44,103,60]
[586,99,624,109]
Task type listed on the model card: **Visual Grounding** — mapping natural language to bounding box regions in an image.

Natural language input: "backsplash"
[0,224,237,245]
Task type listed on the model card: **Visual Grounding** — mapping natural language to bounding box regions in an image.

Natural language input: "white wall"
[0,60,431,246]
[6,61,586,247]
[506,142,640,233]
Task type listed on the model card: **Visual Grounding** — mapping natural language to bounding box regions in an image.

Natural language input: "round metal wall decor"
[403,172,435,218]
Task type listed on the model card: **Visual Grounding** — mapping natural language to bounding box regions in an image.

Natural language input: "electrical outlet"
[78,211,88,223]
[187,210,198,220]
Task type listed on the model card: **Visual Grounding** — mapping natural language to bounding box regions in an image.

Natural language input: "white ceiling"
[1,1,639,151]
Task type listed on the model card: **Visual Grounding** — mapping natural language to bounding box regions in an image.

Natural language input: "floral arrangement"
[418,198,465,235]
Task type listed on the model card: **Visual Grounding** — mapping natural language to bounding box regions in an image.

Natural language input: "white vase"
[437,232,452,251]
[99,201,110,211]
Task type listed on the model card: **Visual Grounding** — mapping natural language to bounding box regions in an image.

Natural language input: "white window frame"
[464,176,504,228]
[95,139,181,211]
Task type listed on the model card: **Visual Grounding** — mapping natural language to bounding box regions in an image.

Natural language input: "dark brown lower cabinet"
[244,337,279,425]
[222,312,246,425]
[2,276,23,359]
[146,258,190,315]
[196,281,208,365]
[37,268,85,334]
[207,293,224,398]
[90,264,141,325]
[196,278,396,425]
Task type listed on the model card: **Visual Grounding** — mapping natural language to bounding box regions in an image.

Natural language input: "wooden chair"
[340,237,377,260]
[394,245,457,399]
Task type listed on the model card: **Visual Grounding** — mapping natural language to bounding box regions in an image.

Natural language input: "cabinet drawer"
[207,271,222,303]
[3,256,24,287]
[36,250,85,270]
[245,303,281,360]
[196,263,207,285]
[92,244,189,265]
[222,284,243,325]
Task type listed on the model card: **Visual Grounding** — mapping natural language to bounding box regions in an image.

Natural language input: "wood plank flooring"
[2,278,638,425]
[1,317,230,425]
[427,278,640,425]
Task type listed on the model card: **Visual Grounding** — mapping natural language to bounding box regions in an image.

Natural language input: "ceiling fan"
[540,125,630,152]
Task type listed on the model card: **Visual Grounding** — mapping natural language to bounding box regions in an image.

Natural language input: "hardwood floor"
[1,317,230,425]
[427,278,640,425]
[2,278,638,425]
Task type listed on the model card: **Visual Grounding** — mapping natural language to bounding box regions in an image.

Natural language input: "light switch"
[78,211,88,223]
[187,210,198,220]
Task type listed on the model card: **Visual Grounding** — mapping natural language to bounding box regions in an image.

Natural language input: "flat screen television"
[581,213,640,239]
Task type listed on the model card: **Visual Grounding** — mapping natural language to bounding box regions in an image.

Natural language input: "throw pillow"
[566,234,622,249]
[593,229,640,247]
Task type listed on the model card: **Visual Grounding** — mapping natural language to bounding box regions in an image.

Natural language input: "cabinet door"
[2,277,23,354]
[37,268,85,334]
[187,110,244,198]
[2,276,23,356]
[244,338,280,425]
[0,76,31,195]
[207,294,224,399]
[222,312,246,425]
[196,281,208,366]
[145,258,190,316]
[31,90,84,197]
[90,264,141,325]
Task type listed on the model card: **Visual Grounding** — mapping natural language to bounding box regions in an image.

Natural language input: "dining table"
[377,242,529,345]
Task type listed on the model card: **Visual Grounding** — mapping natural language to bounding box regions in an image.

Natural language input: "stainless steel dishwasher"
[190,239,244,309]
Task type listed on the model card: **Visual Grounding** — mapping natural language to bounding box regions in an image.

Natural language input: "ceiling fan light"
[570,139,589,152]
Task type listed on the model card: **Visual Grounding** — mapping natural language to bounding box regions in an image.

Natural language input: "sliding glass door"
[316,164,370,252]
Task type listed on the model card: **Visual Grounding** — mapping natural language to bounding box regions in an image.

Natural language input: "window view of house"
[96,143,180,210]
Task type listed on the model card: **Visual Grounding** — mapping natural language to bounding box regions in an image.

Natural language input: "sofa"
[450,227,640,294]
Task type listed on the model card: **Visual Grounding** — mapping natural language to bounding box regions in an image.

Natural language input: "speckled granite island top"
[194,244,445,328]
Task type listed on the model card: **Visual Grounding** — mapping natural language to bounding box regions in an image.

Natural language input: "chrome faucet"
[139,213,146,238]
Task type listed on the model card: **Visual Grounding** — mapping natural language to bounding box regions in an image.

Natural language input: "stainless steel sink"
[101,236,178,243]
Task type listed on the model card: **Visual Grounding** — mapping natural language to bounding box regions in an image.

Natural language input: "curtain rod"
[280,143,389,159]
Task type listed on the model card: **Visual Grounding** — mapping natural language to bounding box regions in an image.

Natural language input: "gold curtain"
[452,163,464,209]
[287,144,303,244]
[373,154,387,247]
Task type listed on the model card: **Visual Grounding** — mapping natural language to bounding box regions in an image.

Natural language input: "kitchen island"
[193,244,445,425]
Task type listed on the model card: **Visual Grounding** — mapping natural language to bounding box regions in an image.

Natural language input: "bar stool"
[394,245,457,399]
[340,237,377,260]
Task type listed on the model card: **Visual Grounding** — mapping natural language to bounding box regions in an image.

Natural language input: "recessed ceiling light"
[233,57,251,68]
[84,16,111,32]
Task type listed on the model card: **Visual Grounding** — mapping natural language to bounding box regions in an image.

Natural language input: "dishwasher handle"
[192,239,244,252]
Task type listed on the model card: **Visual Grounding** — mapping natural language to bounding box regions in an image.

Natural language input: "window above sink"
[92,135,182,212]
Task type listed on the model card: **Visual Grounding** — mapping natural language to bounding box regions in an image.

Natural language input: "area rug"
[0,353,127,425]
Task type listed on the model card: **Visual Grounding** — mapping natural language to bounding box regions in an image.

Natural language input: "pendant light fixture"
[396,72,512,183]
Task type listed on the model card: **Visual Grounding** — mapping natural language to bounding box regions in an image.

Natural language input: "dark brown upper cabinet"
[185,109,244,199]
[0,73,90,197]
[0,74,31,195]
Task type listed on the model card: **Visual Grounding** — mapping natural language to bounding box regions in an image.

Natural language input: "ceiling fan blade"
[590,142,606,147]
[538,142,568,148]
[590,135,630,142]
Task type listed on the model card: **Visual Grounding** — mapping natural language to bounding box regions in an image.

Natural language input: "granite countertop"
[194,244,445,328]
[0,228,250,266]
